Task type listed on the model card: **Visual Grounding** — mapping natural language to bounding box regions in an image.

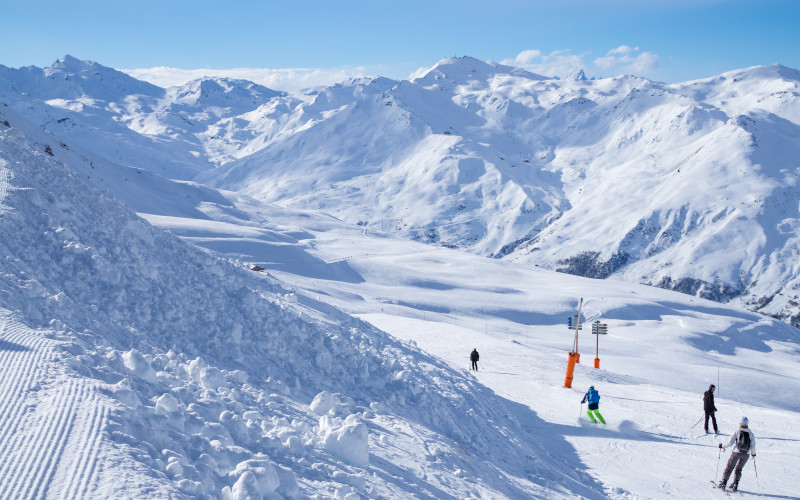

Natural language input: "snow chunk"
[165,459,183,478]
[122,349,158,384]
[104,380,142,408]
[231,470,261,500]
[234,458,280,495]
[176,478,205,496]
[155,393,181,415]
[187,356,228,390]
[155,393,186,430]
[309,391,353,416]
[319,415,369,467]
[220,410,250,445]
[200,366,228,390]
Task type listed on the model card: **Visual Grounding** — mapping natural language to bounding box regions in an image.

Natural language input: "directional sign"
[591,320,608,335]
[568,315,582,330]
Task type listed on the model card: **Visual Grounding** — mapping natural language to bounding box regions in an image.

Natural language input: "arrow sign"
[567,315,582,330]
[591,320,608,335]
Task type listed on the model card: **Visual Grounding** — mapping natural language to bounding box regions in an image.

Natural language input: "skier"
[703,384,719,434]
[470,348,479,371]
[581,385,605,424]
[717,416,756,491]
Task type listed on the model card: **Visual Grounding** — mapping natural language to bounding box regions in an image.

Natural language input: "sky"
[1,0,799,91]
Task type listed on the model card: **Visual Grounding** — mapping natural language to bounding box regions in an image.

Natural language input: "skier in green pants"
[582,386,605,423]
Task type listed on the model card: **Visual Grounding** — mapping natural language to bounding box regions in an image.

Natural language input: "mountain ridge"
[2,55,800,327]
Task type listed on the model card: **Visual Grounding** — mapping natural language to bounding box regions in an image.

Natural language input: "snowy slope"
[133,160,800,498]
[0,103,609,498]
[278,224,800,499]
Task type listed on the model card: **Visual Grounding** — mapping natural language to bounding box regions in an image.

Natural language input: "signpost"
[591,320,608,368]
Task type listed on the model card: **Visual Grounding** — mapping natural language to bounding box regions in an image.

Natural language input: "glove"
[718,444,723,449]
[752,454,756,458]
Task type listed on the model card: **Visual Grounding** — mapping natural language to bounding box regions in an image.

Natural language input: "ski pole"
[715,444,722,483]
[752,455,760,495]
[579,402,583,421]
[691,414,704,429]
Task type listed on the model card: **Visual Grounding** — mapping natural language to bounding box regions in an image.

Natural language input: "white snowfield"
[0,59,800,499]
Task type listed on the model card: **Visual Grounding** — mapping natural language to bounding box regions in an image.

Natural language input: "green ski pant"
[586,408,605,423]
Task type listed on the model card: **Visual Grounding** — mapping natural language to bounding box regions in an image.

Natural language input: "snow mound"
[318,415,369,467]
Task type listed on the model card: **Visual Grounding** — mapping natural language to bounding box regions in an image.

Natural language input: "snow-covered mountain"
[2,55,800,499]
[3,96,800,499]
[2,55,800,330]
[0,56,283,179]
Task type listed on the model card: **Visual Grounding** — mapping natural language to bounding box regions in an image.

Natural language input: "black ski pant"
[704,412,718,433]
[721,451,749,487]
[471,361,478,370]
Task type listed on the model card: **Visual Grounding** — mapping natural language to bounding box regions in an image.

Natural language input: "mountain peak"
[22,55,164,99]
[569,69,589,81]
[57,54,89,65]
[411,55,547,86]
[171,76,283,105]
[49,54,100,74]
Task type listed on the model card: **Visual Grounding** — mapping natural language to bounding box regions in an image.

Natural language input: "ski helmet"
[589,385,595,390]
[740,416,749,426]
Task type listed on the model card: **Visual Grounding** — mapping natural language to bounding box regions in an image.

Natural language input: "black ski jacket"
[703,387,717,414]
[470,350,479,362]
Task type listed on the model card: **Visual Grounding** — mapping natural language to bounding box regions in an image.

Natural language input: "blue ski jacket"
[582,389,600,405]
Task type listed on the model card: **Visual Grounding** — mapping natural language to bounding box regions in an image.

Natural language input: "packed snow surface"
[0,56,800,499]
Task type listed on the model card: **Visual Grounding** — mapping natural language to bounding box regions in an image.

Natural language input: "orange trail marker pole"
[565,351,579,388]
[564,298,583,388]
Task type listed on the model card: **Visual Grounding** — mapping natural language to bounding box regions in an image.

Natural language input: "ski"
[710,481,730,495]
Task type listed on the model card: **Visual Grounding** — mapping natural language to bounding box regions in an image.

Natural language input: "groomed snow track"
[0,310,108,499]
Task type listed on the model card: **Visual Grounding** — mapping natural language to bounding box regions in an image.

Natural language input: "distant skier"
[581,385,605,424]
[703,384,719,434]
[717,417,756,492]
[470,348,479,371]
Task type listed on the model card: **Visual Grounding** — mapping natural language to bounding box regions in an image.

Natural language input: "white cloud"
[501,49,586,78]
[503,46,660,79]
[608,45,637,56]
[626,51,660,74]
[120,65,373,92]
[512,49,543,66]
[593,46,659,75]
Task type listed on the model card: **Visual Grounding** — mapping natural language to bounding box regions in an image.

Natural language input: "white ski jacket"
[723,427,756,455]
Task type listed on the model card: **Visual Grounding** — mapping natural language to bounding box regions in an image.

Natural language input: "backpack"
[735,430,751,453]
[588,389,600,404]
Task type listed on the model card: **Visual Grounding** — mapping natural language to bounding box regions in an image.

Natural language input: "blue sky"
[2,0,798,90]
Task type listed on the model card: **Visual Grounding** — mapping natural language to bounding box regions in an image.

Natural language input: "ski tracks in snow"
[0,161,10,214]
[0,310,108,499]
